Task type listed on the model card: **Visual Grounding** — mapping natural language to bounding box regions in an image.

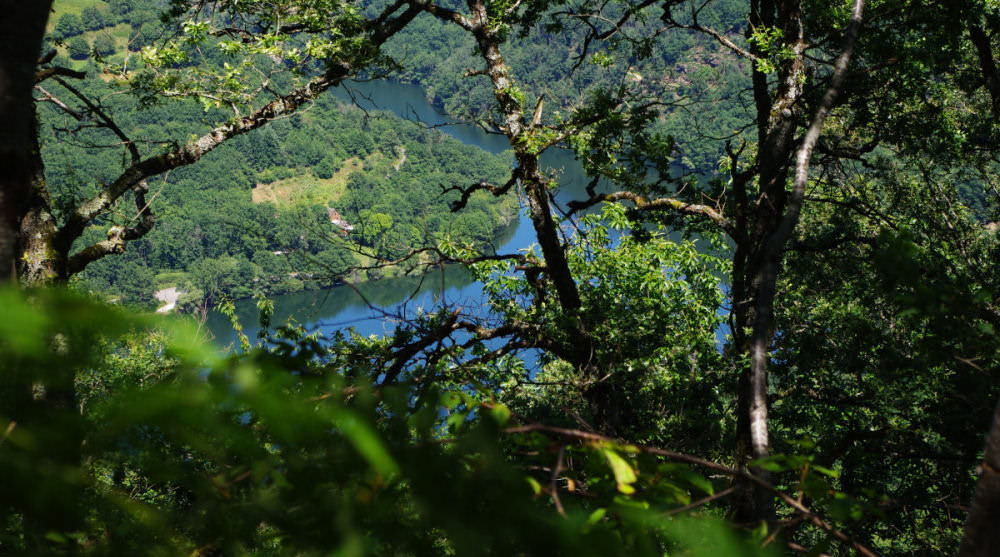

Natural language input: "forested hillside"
[37,0,516,309]
[67,91,515,308]
[3,0,1000,556]
[379,0,750,171]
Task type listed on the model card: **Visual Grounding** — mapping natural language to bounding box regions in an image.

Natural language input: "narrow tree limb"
[34,66,86,84]
[567,190,734,236]
[34,86,82,120]
[418,0,476,31]
[444,173,520,211]
[501,423,877,557]
[661,7,762,65]
[969,24,1000,118]
[55,3,425,276]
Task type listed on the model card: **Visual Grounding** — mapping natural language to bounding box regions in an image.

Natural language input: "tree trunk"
[730,0,864,527]
[0,1,52,283]
[959,399,1000,557]
[17,103,62,285]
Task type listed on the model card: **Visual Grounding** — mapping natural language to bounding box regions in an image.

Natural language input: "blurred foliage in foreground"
[0,287,779,556]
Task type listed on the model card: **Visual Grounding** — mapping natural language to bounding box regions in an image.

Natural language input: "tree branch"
[416,1,476,31]
[501,423,877,557]
[34,66,86,84]
[968,24,1000,118]
[57,3,426,274]
[567,190,734,236]
[33,86,81,120]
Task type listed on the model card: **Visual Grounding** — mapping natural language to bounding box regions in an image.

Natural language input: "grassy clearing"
[154,271,189,289]
[104,22,133,53]
[57,23,135,71]
[49,0,109,30]
[251,155,379,207]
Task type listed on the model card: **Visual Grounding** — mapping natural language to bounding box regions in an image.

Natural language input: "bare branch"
[417,1,476,31]
[567,190,734,235]
[443,173,520,212]
[660,4,761,64]
[33,86,82,120]
[34,66,86,84]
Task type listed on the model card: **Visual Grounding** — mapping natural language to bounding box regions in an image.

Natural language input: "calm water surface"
[206,80,598,347]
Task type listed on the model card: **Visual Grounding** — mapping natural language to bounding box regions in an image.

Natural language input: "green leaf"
[749,455,790,472]
[488,402,511,425]
[587,508,607,525]
[602,447,637,494]
[329,408,399,480]
[526,476,542,495]
[812,465,840,479]
[660,463,714,495]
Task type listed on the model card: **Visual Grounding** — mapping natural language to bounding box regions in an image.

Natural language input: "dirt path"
[394,146,407,171]
[154,287,180,314]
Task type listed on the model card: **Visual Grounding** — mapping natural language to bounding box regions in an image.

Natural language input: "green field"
[154,271,190,290]
[48,0,109,30]
[251,154,385,208]
[52,23,134,72]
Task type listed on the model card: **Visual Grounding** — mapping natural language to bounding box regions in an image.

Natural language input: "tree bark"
[731,0,864,526]
[0,1,52,283]
[959,399,1000,557]
[968,23,1000,118]
[17,102,62,284]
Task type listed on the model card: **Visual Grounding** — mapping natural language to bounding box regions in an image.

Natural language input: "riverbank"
[204,79,593,344]
[158,201,519,316]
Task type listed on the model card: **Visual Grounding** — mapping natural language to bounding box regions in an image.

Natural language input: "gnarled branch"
[567,190,735,236]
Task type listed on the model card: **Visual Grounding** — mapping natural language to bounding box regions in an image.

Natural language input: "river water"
[205,80,599,347]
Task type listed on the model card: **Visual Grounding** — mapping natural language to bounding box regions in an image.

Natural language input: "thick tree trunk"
[17,104,62,285]
[730,0,804,525]
[959,399,1000,557]
[731,0,863,527]
[732,252,779,524]
[0,1,52,283]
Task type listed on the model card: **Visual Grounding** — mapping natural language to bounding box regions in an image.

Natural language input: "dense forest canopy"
[2,0,1000,555]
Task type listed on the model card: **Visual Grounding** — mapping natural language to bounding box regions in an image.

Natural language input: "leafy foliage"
[0,287,771,556]
[11,0,1000,555]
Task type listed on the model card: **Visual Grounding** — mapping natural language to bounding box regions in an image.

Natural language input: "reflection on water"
[210,78,709,349]
[205,265,482,347]
[208,79,603,346]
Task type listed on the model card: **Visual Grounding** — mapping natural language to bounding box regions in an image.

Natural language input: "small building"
[327,206,355,234]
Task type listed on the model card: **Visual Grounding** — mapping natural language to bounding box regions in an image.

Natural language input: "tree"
[92,33,115,58]
[314,153,339,179]
[67,36,89,60]
[53,12,82,40]
[80,6,105,31]
[5,1,426,285]
[4,0,1000,554]
[363,1,995,546]
[398,0,865,526]
[107,0,131,17]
